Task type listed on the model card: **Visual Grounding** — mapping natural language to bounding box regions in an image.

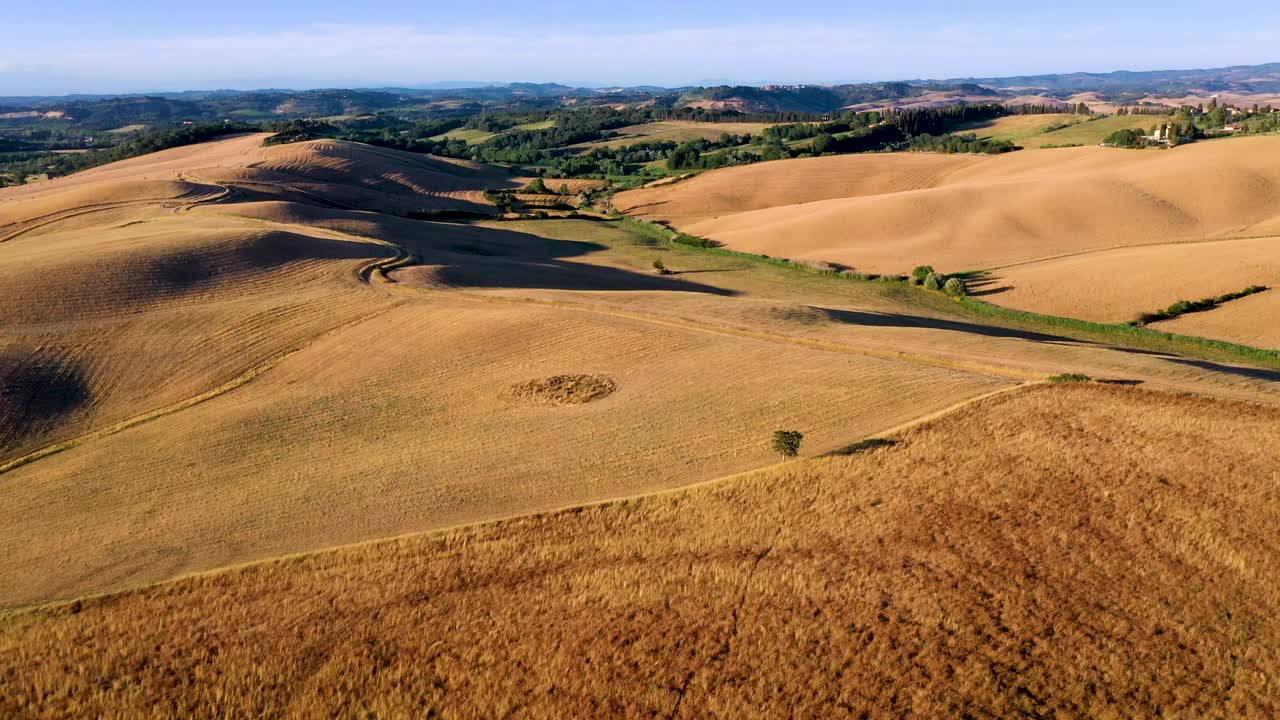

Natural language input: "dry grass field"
[4,384,1280,718]
[4,131,1280,715]
[615,134,1280,275]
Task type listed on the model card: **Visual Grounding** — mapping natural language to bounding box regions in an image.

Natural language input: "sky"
[3,1,1279,95]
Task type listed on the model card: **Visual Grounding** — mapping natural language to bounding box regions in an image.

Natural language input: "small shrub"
[1047,373,1093,384]
[943,277,968,297]
[910,265,935,285]
[792,258,838,274]
[923,272,944,291]
[532,210,549,219]
[520,177,549,194]
[772,430,804,458]
[672,233,722,249]
[652,258,672,275]
[878,274,907,283]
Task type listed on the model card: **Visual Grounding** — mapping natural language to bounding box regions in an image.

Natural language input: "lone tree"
[943,277,968,297]
[772,430,804,458]
[652,258,672,275]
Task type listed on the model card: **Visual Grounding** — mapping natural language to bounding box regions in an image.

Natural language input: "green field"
[511,119,555,131]
[955,114,1085,144]
[431,127,498,143]
[1029,114,1170,148]
[960,113,1172,149]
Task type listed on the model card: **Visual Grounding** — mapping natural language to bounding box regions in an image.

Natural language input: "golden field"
[986,235,1280,324]
[1158,290,1280,349]
[616,134,1280,343]
[4,130,1280,716]
[4,384,1279,718]
[615,134,1280,274]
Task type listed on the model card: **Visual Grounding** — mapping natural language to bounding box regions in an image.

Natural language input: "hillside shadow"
[1160,357,1280,383]
[0,353,90,452]
[963,273,1012,298]
[147,232,393,291]
[393,222,738,296]
[817,307,1077,344]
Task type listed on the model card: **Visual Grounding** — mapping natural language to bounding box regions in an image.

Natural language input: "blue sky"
[3,1,1279,94]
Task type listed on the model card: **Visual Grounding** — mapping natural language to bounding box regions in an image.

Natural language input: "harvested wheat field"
[4,384,1280,718]
[0,293,1013,606]
[0,209,397,462]
[1158,290,1280,349]
[6,130,1280,717]
[982,235,1280,323]
[616,135,1280,274]
[6,161,1280,610]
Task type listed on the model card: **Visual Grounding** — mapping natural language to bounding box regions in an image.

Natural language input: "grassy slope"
[431,127,497,143]
[4,384,1278,718]
[959,113,1167,149]
[1027,113,1172,147]
[568,121,776,151]
[954,113,1084,145]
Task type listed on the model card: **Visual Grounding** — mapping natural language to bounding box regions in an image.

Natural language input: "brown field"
[5,384,1280,718]
[984,235,1280,324]
[5,132,1280,715]
[6,203,1280,606]
[615,135,1280,275]
[1158,290,1280,349]
[569,121,775,150]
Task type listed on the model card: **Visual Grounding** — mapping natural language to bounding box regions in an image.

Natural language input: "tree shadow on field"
[817,307,1077,344]
[962,272,1012,298]
[824,437,898,457]
[0,352,90,453]
[392,222,737,296]
[1159,357,1280,383]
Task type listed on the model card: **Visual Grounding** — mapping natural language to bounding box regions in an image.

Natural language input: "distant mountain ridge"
[1,63,1276,125]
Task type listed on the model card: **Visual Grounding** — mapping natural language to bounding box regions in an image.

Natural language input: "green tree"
[772,430,804,458]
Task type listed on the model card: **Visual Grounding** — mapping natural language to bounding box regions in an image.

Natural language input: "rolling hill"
[4,128,1280,716]
[616,134,1280,346]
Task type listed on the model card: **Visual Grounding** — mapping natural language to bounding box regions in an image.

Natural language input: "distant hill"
[937,62,1280,100]
[2,62,1277,129]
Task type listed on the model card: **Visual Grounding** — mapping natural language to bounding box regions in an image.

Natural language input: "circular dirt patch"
[508,374,617,406]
